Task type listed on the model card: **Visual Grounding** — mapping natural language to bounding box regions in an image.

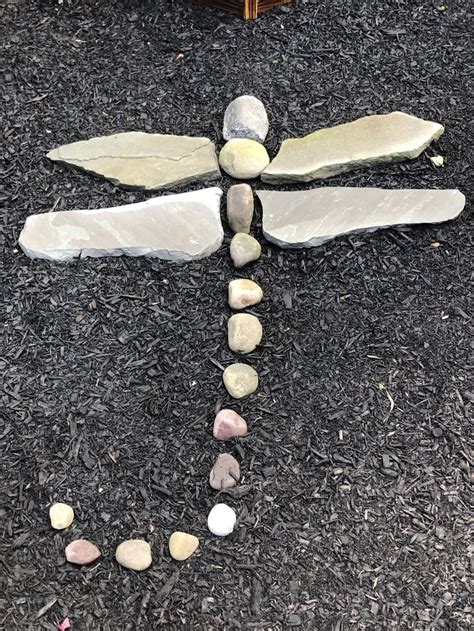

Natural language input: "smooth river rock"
[228,313,262,354]
[223,363,259,399]
[213,409,248,440]
[228,279,263,310]
[229,233,261,268]
[49,503,74,530]
[261,112,444,183]
[227,184,254,234]
[257,188,465,248]
[47,132,221,190]
[209,453,241,490]
[115,539,152,571]
[65,539,101,565]
[19,188,224,261]
[169,532,199,561]
[223,95,269,143]
[208,503,237,537]
[219,139,270,179]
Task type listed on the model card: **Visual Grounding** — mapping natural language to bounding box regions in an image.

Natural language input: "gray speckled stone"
[257,188,465,248]
[19,188,224,261]
[261,112,444,183]
[227,184,254,234]
[47,132,221,190]
[223,95,269,143]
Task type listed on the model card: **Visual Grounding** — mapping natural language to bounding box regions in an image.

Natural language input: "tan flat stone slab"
[261,112,444,183]
[19,187,224,261]
[257,188,465,248]
[47,132,221,190]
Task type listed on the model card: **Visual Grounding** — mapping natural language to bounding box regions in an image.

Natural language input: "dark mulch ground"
[1,0,473,629]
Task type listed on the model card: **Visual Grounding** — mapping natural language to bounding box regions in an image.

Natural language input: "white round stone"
[207,503,237,537]
[49,502,74,530]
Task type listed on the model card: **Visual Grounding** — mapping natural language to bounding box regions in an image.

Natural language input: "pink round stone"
[213,409,248,441]
[65,539,101,565]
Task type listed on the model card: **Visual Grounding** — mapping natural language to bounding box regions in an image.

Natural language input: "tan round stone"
[228,313,262,354]
[169,531,199,561]
[115,539,152,571]
[219,139,270,179]
[223,363,259,399]
[228,279,263,310]
[230,233,261,269]
[49,503,74,530]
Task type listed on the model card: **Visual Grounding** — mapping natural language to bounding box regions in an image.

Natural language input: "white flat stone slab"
[47,132,221,190]
[257,188,465,248]
[261,112,444,183]
[19,188,224,261]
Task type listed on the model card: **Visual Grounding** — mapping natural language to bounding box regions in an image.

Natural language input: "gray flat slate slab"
[47,132,221,190]
[19,187,224,261]
[257,188,465,248]
[261,112,444,183]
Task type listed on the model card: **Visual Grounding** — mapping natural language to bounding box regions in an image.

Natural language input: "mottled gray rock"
[223,95,269,143]
[223,363,258,399]
[19,188,223,261]
[229,233,261,268]
[228,313,262,354]
[257,188,465,248]
[209,453,240,490]
[262,112,444,183]
[47,132,221,190]
[227,184,254,234]
[219,139,270,179]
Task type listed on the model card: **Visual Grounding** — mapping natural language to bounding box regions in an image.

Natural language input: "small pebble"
[223,363,259,399]
[228,313,262,354]
[65,539,101,565]
[219,139,270,179]
[228,279,263,310]
[430,155,444,167]
[49,503,74,530]
[169,531,199,561]
[115,539,152,571]
[209,453,240,490]
[213,409,248,441]
[227,184,254,234]
[230,233,261,268]
[207,503,237,537]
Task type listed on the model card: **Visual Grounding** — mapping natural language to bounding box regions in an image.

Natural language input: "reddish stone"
[65,539,101,565]
[213,409,248,441]
[209,453,240,490]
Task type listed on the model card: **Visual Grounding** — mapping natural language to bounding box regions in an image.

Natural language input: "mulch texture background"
[1,0,472,629]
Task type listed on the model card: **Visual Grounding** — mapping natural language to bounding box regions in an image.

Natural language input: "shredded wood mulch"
[1,1,473,629]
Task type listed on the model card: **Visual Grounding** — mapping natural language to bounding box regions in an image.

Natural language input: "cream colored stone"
[262,112,444,183]
[228,313,262,354]
[257,188,466,249]
[115,539,152,571]
[19,188,223,261]
[219,139,270,179]
[228,279,263,310]
[169,532,199,561]
[223,363,259,399]
[430,155,444,167]
[49,503,74,530]
[47,132,221,190]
